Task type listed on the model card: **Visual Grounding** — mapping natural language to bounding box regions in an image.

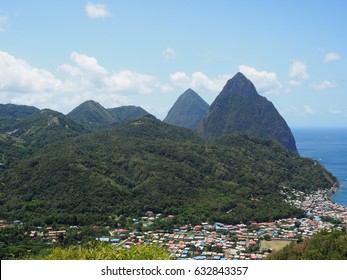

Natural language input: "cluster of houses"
[2,187,346,260]
[107,215,343,260]
[28,227,67,239]
[287,189,347,224]
[102,190,347,260]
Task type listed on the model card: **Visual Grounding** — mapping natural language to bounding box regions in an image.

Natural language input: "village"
[97,188,347,260]
[1,188,346,260]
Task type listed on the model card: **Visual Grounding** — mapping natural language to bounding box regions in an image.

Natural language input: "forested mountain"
[164,89,209,129]
[0,104,39,118]
[0,104,40,132]
[197,72,297,152]
[67,100,116,128]
[0,116,336,226]
[0,109,88,167]
[107,105,152,123]
[9,109,87,146]
[66,101,152,129]
[0,73,336,228]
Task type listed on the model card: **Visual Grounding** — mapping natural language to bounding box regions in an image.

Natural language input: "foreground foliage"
[267,230,347,260]
[37,243,173,260]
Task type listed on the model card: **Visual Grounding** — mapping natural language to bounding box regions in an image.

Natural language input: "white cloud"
[70,51,108,76]
[59,51,108,89]
[304,105,314,114]
[170,72,190,87]
[288,60,309,86]
[324,52,341,63]
[86,2,111,19]
[0,15,9,32]
[59,51,159,94]
[0,51,62,93]
[170,71,230,92]
[0,51,165,113]
[106,70,157,94]
[238,65,282,95]
[310,80,337,90]
[163,48,176,60]
[329,109,342,115]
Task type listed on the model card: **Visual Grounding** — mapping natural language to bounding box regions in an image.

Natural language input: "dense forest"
[0,113,337,227]
[267,230,347,260]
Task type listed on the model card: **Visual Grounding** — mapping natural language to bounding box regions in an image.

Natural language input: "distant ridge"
[164,88,209,129]
[0,103,39,118]
[108,105,152,123]
[197,72,298,152]
[66,101,153,129]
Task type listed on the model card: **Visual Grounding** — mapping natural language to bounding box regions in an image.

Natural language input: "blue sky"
[0,0,346,127]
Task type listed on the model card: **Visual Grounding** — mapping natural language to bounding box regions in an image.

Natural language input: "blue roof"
[194,256,207,260]
[98,237,110,242]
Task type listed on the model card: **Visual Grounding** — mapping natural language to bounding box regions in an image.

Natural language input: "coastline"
[293,127,347,207]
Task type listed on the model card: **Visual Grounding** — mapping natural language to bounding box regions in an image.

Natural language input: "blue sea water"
[292,127,347,207]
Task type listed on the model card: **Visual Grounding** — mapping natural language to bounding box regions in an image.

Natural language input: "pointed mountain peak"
[197,72,298,152]
[79,100,103,107]
[182,88,198,95]
[178,88,205,103]
[222,72,258,97]
[164,89,209,129]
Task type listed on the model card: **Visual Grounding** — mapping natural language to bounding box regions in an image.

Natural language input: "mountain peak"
[164,89,209,129]
[197,73,298,152]
[67,100,115,128]
[183,88,198,95]
[222,72,258,98]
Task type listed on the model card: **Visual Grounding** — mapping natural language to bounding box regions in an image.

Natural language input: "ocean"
[292,127,347,207]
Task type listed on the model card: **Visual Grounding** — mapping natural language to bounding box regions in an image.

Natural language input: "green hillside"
[67,100,116,128]
[0,109,87,167]
[0,104,39,119]
[11,109,87,146]
[0,116,336,226]
[0,104,39,133]
[267,230,347,260]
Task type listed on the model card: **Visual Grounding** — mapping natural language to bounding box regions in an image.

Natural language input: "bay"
[292,127,347,206]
